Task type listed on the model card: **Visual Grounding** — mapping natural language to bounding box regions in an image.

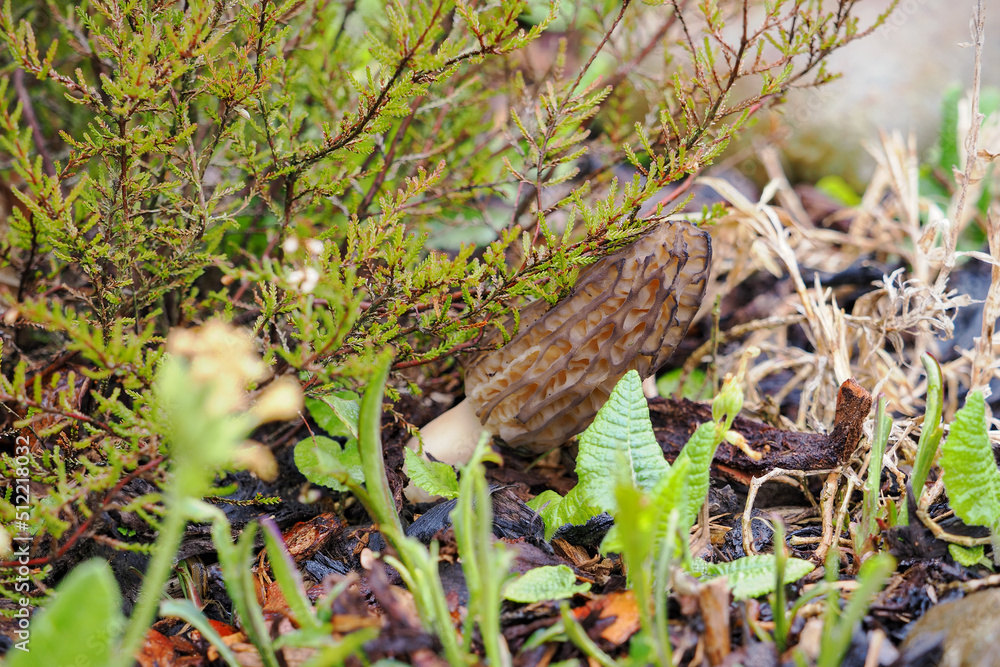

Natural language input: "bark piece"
[699,577,732,666]
[650,378,872,483]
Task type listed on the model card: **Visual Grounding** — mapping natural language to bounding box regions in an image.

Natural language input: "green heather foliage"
[0,0,893,602]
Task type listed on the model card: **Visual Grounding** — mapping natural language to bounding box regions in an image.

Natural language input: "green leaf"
[815,175,861,206]
[687,557,712,576]
[700,554,815,600]
[861,396,891,543]
[527,486,604,540]
[451,435,513,665]
[294,628,379,666]
[601,457,691,555]
[305,393,360,439]
[670,421,722,529]
[948,543,990,568]
[503,564,590,603]
[940,391,1000,532]
[403,447,459,499]
[600,479,659,562]
[818,553,895,667]
[160,599,242,667]
[656,368,712,400]
[294,435,364,492]
[210,518,279,667]
[912,353,944,500]
[528,370,667,538]
[938,83,963,172]
[560,603,619,667]
[7,559,124,667]
[262,518,321,632]
[575,370,669,507]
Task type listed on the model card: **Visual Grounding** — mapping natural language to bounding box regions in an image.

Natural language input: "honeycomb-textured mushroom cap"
[464,220,711,451]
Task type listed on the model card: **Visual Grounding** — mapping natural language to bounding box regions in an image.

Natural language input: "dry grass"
[676,0,1000,566]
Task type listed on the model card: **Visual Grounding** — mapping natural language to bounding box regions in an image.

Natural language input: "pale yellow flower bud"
[232,442,279,481]
[166,321,268,416]
[0,525,11,559]
[253,376,303,422]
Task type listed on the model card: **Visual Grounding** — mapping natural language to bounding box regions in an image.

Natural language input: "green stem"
[652,510,678,667]
[114,486,188,667]
[358,351,403,538]
[772,519,788,653]
[912,353,943,503]
[861,396,891,547]
[358,351,468,664]
[561,603,619,667]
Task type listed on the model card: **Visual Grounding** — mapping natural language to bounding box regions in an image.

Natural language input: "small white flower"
[301,267,320,293]
[299,487,322,504]
[288,269,305,286]
[282,236,300,254]
[305,238,324,256]
[236,107,252,121]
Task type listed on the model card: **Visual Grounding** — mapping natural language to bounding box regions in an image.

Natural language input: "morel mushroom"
[408,220,712,474]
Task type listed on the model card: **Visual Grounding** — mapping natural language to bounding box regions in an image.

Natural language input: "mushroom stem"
[404,399,489,502]
[408,398,486,465]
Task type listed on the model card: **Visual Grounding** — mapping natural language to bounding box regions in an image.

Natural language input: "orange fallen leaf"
[597,590,641,645]
[137,628,176,667]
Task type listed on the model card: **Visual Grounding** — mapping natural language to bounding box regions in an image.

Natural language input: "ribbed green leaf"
[948,543,988,568]
[574,370,669,510]
[602,456,694,554]
[528,370,668,537]
[403,447,459,499]
[703,555,815,600]
[527,488,594,539]
[671,421,720,528]
[940,391,1000,530]
[503,565,590,603]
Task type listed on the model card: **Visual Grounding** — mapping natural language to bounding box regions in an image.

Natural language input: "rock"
[754,0,1000,186]
[898,587,1000,667]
